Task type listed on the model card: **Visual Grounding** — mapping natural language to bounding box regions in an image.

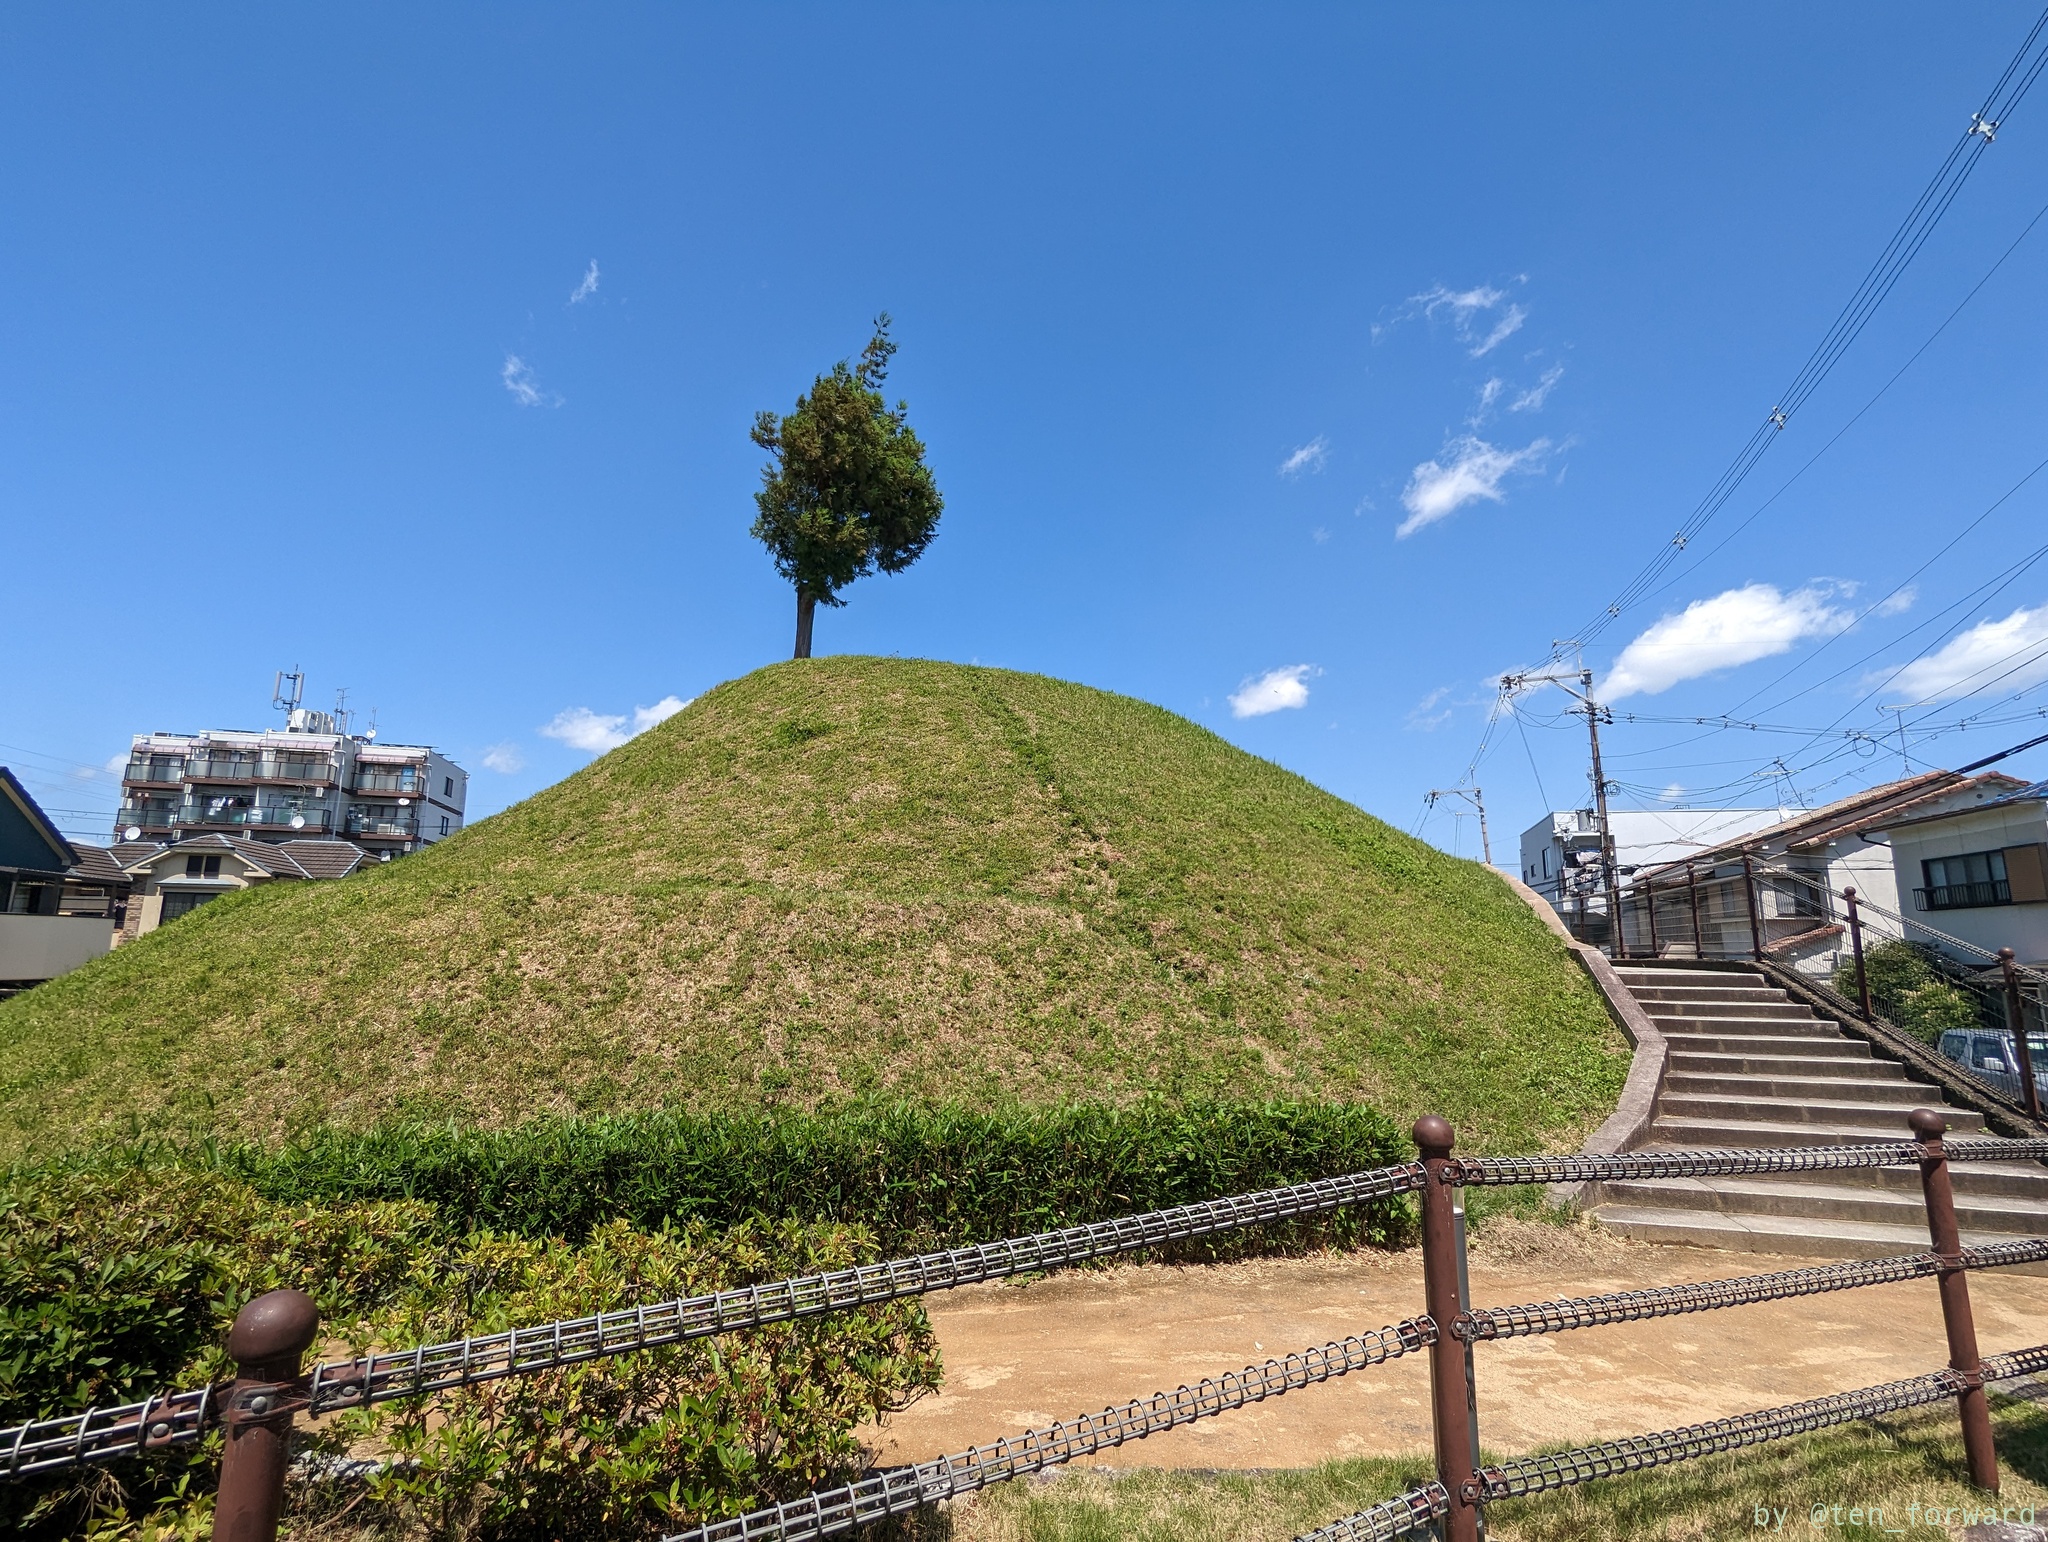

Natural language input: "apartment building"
[114,706,467,855]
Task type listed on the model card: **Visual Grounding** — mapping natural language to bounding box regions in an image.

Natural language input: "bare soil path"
[865,1222,2048,1470]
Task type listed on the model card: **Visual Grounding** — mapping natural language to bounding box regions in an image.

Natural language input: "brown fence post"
[1909,1109,1999,1493]
[213,1289,320,1542]
[1687,862,1703,957]
[1742,853,1765,962]
[1844,887,1873,1022]
[1644,878,1659,958]
[1414,1116,1481,1542]
[1998,948,2043,1119]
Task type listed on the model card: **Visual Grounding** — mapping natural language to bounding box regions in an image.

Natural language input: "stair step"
[1642,1001,1820,1021]
[1615,967,1767,986]
[1628,985,1798,1004]
[1650,1116,1973,1148]
[1650,1015,1832,1036]
[1590,1205,2048,1272]
[1663,1072,1952,1103]
[1595,1176,2048,1234]
[1668,1051,1906,1080]
[1659,1033,1872,1057]
[1658,1093,1985,1129]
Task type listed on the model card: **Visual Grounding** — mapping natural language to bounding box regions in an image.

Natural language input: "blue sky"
[7,5,2048,856]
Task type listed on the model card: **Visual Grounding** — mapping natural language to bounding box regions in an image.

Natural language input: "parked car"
[1937,1028,2048,1104]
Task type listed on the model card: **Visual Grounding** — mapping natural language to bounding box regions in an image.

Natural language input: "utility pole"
[1499,665,1623,956]
[1425,787,1493,867]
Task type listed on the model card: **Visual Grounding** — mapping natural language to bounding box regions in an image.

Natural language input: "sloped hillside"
[0,659,1624,1154]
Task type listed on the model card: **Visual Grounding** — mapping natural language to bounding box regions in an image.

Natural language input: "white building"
[1866,777,2048,970]
[114,706,467,858]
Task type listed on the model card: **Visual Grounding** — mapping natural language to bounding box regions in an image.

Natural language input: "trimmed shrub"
[200,1099,1412,1254]
[0,1163,935,1542]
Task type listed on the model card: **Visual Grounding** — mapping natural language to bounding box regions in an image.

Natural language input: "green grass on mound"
[0,659,1624,1156]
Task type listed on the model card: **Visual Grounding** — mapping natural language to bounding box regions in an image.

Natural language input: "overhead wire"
[1567,6,2048,652]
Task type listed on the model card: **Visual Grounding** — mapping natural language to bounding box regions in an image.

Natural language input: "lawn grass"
[936,1390,2048,1541]
[0,658,1624,1157]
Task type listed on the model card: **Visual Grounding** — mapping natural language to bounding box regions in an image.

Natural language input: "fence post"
[1908,1109,1999,1493]
[213,1289,319,1542]
[1742,853,1765,962]
[1998,948,2043,1119]
[1844,887,1873,1022]
[1645,878,1660,958]
[1414,1116,1481,1542]
[1687,862,1703,957]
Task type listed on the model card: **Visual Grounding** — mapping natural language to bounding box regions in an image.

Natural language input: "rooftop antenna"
[363,707,379,743]
[333,686,351,738]
[272,668,305,717]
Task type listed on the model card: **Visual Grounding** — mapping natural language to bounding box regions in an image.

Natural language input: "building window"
[160,890,217,922]
[443,776,454,797]
[184,854,223,879]
[1917,850,2010,911]
[438,815,451,835]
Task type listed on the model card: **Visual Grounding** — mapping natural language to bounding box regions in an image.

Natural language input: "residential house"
[0,768,116,992]
[119,833,373,939]
[1863,777,2048,969]
[1618,769,2029,972]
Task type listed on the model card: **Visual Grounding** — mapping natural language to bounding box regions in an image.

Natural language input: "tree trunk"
[793,588,816,659]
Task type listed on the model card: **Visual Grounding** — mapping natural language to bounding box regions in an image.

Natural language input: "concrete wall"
[0,914,113,982]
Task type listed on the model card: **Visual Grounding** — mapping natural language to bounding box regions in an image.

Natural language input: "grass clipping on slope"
[0,659,1623,1155]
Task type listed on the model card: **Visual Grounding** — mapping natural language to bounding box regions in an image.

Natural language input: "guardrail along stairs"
[1591,964,2048,1261]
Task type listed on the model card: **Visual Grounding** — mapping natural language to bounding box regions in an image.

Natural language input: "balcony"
[351,768,423,796]
[177,802,333,833]
[347,810,418,839]
[116,805,178,834]
[123,758,184,786]
[1915,880,2010,911]
[183,757,258,782]
[179,803,261,828]
[256,757,336,785]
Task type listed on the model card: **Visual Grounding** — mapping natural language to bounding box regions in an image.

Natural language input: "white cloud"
[103,752,128,776]
[540,707,629,753]
[569,259,599,304]
[1476,377,1504,413]
[1883,603,2048,703]
[1278,437,1328,478]
[481,742,526,774]
[632,695,689,732]
[539,695,692,755]
[1229,665,1314,718]
[1468,304,1527,357]
[502,353,561,408]
[1407,687,1453,731]
[1874,585,1918,618]
[1396,435,1550,537]
[1602,583,1853,701]
[1510,364,1565,412]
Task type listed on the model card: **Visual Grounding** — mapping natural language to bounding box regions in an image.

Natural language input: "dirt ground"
[863,1222,2048,1469]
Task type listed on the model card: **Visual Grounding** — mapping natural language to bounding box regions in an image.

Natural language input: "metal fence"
[7,1115,2045,1542]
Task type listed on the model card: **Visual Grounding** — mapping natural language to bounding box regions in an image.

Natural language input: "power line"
[1568,7,2048,652]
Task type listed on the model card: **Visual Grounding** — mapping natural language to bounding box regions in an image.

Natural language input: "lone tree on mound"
[750,315,944,659]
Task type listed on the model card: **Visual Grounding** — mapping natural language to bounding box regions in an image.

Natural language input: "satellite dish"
[124,826,142,842]
[398,797,410,807]
[365,728,377,741]
[290,815,306,829]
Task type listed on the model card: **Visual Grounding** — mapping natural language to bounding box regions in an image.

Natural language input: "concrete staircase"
[1588,963,2048,1264]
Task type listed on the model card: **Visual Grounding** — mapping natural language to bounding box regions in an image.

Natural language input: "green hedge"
[196,1099,1412,1254]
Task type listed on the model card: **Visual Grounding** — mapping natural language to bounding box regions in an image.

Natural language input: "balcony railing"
[256,758,336,784]
[1914,880,2010,912]
[351,770,422,796]
[116,806,178,832]
[180,804,260,827]
[123,759,184,786]
[178,804,333,832]
[346,811,417,839]
[183,758,258,782]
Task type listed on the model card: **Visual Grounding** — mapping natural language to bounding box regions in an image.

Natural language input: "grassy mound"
[0,658,1623,1155]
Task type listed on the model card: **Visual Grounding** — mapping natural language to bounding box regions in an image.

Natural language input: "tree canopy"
[750,317,943,658]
